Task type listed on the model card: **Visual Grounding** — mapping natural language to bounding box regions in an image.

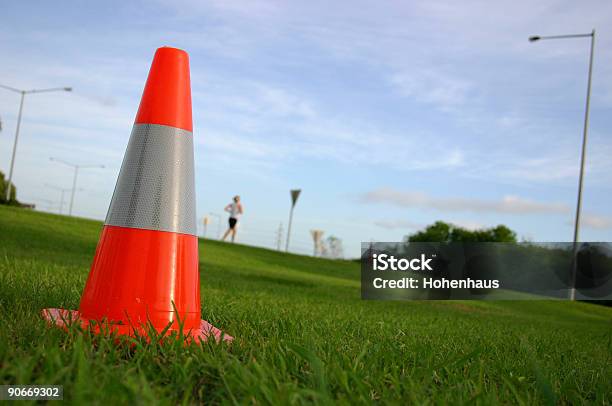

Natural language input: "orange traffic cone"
[42,47,232,343]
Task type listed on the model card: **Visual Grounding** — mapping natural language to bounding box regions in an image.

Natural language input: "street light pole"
[0,84,72,201]
[529,29,596,300]
[50,158,104,216]
[70,166,80,215]
[286,205,295,252]
[45,184,66,214]
[6,92,25,201]
[45,183,82,215]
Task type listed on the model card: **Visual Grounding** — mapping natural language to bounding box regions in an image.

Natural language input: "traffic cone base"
[42,46,232,344]
[80,225,200,329]
[41,308,232,343]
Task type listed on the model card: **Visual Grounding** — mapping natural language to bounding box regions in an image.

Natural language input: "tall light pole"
[50,157,104,216]
[0,84,72,201]
[276,222,284,251]
[285,189,301,252]
[529,29,595,301]
[45,183,83,215]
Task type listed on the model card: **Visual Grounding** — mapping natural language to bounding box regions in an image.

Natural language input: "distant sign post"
[203,216,210,238]
[209,213,222,239]
[286,189,301,252]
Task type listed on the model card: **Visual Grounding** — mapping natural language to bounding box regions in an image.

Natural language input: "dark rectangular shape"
[0,385,63,400]
[361,242,612,300]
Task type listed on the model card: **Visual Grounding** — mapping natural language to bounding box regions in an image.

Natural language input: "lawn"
[0,205,611,404]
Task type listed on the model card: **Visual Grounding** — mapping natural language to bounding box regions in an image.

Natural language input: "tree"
[320,235,344,259]
[0,171,17,205]
[407,221,452,242]
[406,221,517,243]
[487,225,517,243]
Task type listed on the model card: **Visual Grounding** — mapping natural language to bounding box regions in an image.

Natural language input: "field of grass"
[1,204,611,404]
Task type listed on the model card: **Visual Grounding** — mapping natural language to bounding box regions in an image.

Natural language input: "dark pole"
[285,189,301,252]
[529,30,596,301]
[0,85,72,201]
[285,205,294,252]
[5,92,25,201]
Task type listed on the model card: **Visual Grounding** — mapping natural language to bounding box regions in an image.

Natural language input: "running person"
[221,195,243,242]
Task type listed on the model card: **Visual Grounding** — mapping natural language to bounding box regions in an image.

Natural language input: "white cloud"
[374,218,485,231]
[194,75,468,173]
[579,214,612,230]
[374,219,423,230]
[452,220,486,231]
[361,187,570,214]
[197,80,316,120]
[488,137,612,185]
[389,70,473,110]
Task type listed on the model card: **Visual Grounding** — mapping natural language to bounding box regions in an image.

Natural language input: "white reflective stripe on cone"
[105,123,197,235]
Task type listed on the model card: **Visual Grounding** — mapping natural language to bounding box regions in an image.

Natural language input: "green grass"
[0,205,611,404]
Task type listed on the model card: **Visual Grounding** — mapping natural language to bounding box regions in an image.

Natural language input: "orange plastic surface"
[135,47,193,132]
[79,225,201,331]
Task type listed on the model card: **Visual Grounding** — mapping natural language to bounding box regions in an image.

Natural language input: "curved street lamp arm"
[530,32,593,42]
[77,164,105,169]
[0,84,23,93]
[26,87,72,94]
[50,157,76,168]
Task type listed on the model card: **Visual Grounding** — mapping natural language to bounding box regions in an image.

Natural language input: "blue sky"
[1,0,611,257]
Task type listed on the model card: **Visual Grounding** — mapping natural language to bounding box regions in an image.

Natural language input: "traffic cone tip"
[135,46,193,132]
